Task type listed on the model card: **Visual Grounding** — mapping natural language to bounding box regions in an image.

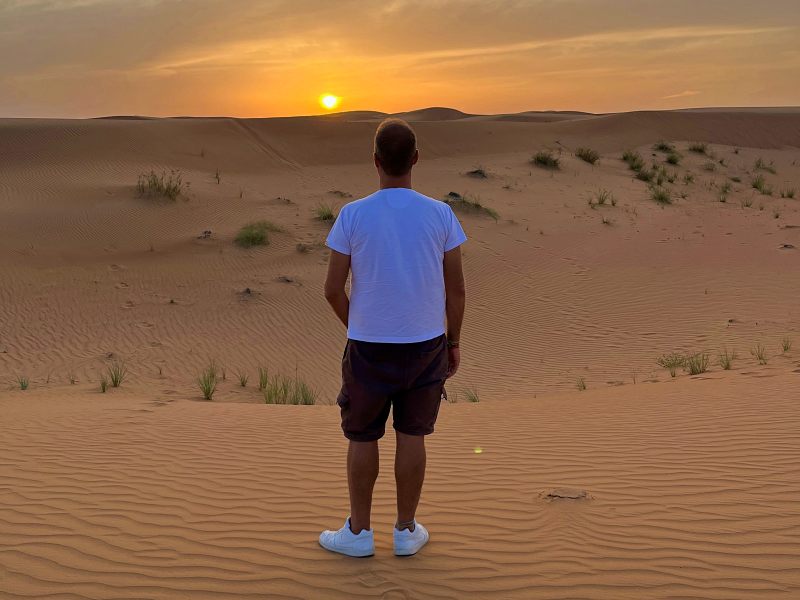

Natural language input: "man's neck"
[379,175,413,190]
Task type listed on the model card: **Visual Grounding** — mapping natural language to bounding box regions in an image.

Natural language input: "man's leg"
[348,440,379,533]
[395,431,426,530]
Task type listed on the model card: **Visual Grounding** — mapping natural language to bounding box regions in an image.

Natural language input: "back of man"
[319,118,467,558]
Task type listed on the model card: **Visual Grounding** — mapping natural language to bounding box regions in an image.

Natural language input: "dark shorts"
[337,334,448,442]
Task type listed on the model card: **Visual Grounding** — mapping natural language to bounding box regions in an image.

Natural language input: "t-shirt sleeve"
[326,207,352,255]
[444,206,468,252]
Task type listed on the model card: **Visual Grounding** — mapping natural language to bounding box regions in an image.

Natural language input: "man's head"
[374,118,418,178]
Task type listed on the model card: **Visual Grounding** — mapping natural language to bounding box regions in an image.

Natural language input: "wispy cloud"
[662,90,701,100]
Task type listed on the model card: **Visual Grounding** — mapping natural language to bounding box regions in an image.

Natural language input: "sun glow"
[320,94,340,110]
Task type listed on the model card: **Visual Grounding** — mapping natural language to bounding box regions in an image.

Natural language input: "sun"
[320,94,340,111]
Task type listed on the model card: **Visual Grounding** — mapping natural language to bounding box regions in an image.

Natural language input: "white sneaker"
[393,520,429,556]
[319,517,375,557]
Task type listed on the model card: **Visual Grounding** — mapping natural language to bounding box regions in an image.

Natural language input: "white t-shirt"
[326,188,467,343]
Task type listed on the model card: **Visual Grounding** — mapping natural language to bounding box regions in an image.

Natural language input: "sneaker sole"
[318,539,374,558]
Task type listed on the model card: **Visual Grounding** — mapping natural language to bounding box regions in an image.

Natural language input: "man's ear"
[411,149,419,166]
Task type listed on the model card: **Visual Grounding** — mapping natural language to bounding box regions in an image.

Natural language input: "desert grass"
[683,172,695,185]
[16,375,29,390]
[685,352,710,375]
[666,152,682,165]
[781,337,793,353]
[68,372,77,385]
[751,343,768,365]
[214,168,221,184]
[718,348,737,370]
[466,167,488,178]
[258,366,269,391]
[649,185,672,205]
[688,142,708,154]
[197,363,218,400]
[575,147,600,165]
[718,181,732,203]
[315,203,336,222]
[751,174,773,196]
[622,150,645,172]
[532,150,560,169]
[235,221,284,248]
[100,376,108,393]
[754,157,777,174]
[136,169,184,201]
[703,161,717,172]
[780,188,796,199]
[263,373,317,405]
[464,387,480,403]
[238,372,248,387]
[107,361,126,388]
[576,377,587,391]
[636,169,653,183]
[653,140,675,153]
[594,189,614,206]
[601,216,612,226]
[741,197,753,208]
[444,193,499,221]
[657,353,685,377]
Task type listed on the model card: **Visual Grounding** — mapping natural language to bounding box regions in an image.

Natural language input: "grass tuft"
[688,142,708,154]
[653,140,675,153]
[238,372,248,387]
[649,185,672,205]
[532,150,560,169]
[235,221,284,248]
[754,157,776,174]
[657,353,685,377]
[258,366,269,391]
[464,387,480,403]
[16,375,29,390]
[576,377,587,391]
[781,337,793,353]
[751,174,773,196]
[718,348,737,370]
[107,361,126,388]
[666,152,682,165]
[444,193,499,221]
[575,147,600,165]
[684,352,710,375]
[315,203,336,222]
[263,373,317,405]
[136,170,184,201]
[780,188,796,199]
[100,376,108,393]
[751,343,768,365]
[197,363,218,400]
[622,150,645,172]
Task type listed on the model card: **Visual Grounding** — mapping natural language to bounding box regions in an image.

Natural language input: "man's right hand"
[446,347,460,379]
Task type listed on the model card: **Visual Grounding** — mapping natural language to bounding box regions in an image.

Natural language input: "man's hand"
[446,346,460,379]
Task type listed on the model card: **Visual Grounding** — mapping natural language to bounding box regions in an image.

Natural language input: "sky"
[1,0,799,118]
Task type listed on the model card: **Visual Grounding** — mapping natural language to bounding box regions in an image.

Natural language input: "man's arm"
[324,249,351,327]
[443,246,465,378]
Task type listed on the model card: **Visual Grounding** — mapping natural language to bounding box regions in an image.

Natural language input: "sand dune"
[1,107,799,597]
[2,370,799,598]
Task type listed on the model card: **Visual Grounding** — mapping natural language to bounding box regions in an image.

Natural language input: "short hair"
[374,118,417,176]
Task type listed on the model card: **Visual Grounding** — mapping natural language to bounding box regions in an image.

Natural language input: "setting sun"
[320,94,340,111]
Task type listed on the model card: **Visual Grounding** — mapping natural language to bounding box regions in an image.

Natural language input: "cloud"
[662,90,702,100]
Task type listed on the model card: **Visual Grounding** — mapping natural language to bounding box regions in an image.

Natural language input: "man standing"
[320,119,467,557]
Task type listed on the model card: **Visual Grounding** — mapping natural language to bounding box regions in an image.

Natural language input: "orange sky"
[1,0,799,118]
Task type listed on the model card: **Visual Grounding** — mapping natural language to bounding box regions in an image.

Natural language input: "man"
[320,118,467,557]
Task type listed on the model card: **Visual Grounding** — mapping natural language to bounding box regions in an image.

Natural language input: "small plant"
[258,366,269,391]
[464,387,480,403]
[214,168,221,184]
[16,375,29,390]
[650,186,672,205]
[622,150,645,172]
[532,150,560,169]
[718,348,737,370]
[136,169,184,200]
[107,361,127,388]
[666,152,681,165]
[575,147,600,165]
[781,337,793,353]
[754,157,776,174]
[197,363,218,400]
[100,376,108,393]
[688,142,708,154]
[702,161,716,172]
[444,193,499,221]
[68,372,77,385]
[235,221,283,248]
[576,377,587,391]
[683,172,695,185]
[595,189,614,206]
[657,353,685,377]
[751,174,773,196]
[601,216,612,226]
[636,169,654,183]
[238,372,249,387]
[466,167,488,178]
[781,188,796,199]
[684,352,710,375]
[751,343,768,365]
[315,203,336,222]
[653,140,675,153]
[773,209,781,219]
[263,373,317,405]
[740,197,753,208]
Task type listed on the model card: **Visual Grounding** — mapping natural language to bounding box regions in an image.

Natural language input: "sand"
[1,108,800,598]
